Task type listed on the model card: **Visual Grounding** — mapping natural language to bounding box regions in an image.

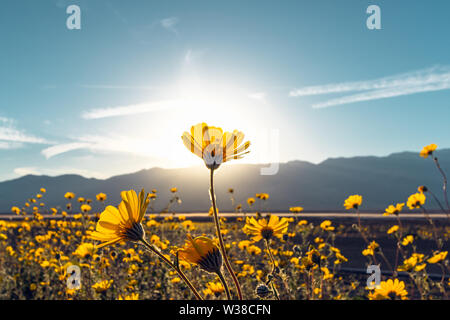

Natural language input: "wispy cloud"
[0,118,49,145]
[160,17,179,34]
[41,142,91,159]
[289,66,450,108]
[41,135,161,159]
[81,99,181,120]
[79,84,163,90]
[248,92,267,104]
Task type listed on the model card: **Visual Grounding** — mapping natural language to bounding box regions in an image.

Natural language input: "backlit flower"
[96,193,107,202]
[88,189,150,248]
[344,195,362,210]
[181,123,250,170]
[420,143,437,158]
[80,204,91,213]
[383,203,404,216]
[177,235,223,273]
[64,192,75,200]
[407,192,426,210]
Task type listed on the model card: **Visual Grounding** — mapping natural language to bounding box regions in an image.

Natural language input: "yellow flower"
[73,243,96,258]
[383,203,404,216]
[177,235,223,273]
[92,280,113,293]
[368,279,408,300]
[344,195,362,210]
[247,198,255,206]
[420,143,437,158]
[289,206,303,213]
[171,277,181,284]
[11,206,21,215]
[96,193,107,202]
[203,281,225,298]
[362,241,379,256]
[397,253,424,272]
[40,188,46,193]
[407,192,426,210]
[118,293,139,300]
[418,185,428,193]
[77,197,85,203]
[401,235,414,246]
[88,189,150,248]
[238,240,252,250]
[427,251,448,264]
[320,220,335,231]
[242,215,289,242]
[387,225,399,234]
[181,122,250,170]
[64,192,75,200]
[321,267,334,280]
[80,204,91,213]
[246,245,262,255]
[257,193,269,200]
[170,187,177,193]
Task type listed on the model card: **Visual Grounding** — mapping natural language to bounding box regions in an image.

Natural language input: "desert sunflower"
[368,279,408,300]
[181,122,250,170]
[344,195,363,210]
[243,215,289,242]
[89,189,149,248]
[407,192,426,210]
[383,203,404,216]
[420,143,437,158]
[89,189,202,300]
[178,235,223,273]
[178,235,230,299]
[181,122,250,300]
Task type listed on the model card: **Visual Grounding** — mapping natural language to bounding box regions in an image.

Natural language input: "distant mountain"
[1,149,450,213]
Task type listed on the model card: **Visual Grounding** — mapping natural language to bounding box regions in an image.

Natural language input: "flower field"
[0,124,449,300]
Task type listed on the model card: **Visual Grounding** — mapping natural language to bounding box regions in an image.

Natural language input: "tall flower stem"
[140,239,203,300]
[428,189,449,219]
[216,270,231,300]
[264,239,280,300]
[210,168,243,300]
[420,207,442,249]
[432,156,450,213]
[356,208,378,265]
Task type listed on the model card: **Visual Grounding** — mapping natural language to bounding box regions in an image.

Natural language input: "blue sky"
[1,0,450,181]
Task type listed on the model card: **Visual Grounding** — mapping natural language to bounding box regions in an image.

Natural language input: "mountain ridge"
[1,149,449,213]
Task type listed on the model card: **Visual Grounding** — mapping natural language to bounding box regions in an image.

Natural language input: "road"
[0,212,448,221]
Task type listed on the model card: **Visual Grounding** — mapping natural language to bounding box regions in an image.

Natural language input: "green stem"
[210,169,243,300]
[140,239,203,300]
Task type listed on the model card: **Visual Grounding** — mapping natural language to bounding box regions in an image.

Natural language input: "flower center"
[261,227,274,240]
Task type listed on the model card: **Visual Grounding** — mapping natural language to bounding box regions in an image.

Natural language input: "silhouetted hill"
[1,149,449,213]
